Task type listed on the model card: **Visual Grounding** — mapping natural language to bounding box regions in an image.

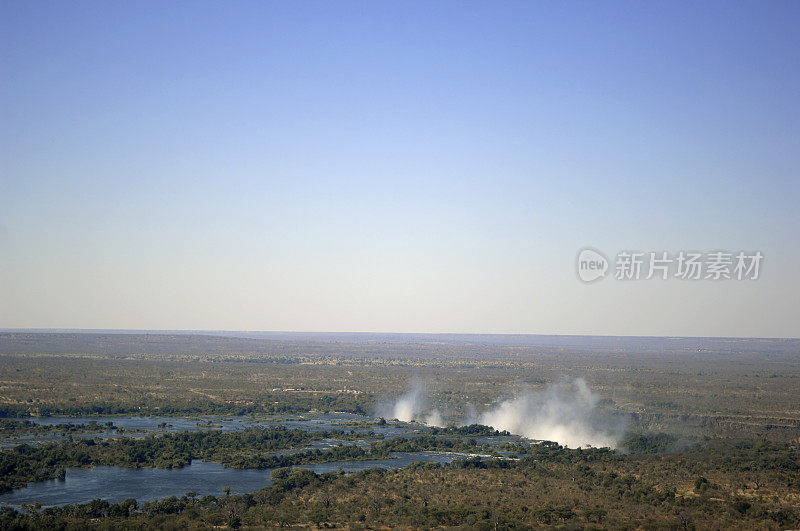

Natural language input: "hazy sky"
[1,1,798,337]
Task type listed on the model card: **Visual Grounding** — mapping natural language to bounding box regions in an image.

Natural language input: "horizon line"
[1,328,797,341]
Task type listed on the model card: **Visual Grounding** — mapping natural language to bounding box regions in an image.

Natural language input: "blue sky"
[1,1,798,336]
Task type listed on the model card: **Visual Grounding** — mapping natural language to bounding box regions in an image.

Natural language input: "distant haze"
[1,2,798,337]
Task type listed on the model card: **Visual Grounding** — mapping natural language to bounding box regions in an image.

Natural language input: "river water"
[0,452,469,508]
[0,414,509,508]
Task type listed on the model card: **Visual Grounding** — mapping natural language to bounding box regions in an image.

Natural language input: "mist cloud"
[385,377,622,448]
[478,378,621,448]
[377,378,444,427]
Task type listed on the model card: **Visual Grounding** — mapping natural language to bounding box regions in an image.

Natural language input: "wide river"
[0,414,513,508]
[0,453,469,508]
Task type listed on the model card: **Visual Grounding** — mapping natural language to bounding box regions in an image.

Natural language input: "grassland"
[0,332,798,529]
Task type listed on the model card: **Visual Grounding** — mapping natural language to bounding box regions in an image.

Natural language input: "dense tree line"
[2,438,799,529]
[0,419,118,436]
[0,391,370,419]
[428,424,511,436]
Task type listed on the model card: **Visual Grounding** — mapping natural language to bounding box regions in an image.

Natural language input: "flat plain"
[0,332,799,528]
